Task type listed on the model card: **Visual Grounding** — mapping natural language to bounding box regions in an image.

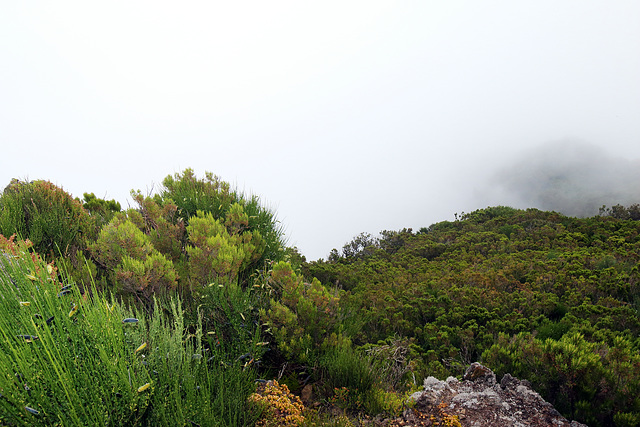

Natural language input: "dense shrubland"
[1,173,639,426]
[305,205,640,426]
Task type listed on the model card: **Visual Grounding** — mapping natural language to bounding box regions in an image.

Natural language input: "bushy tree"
[599,203,640,220]
[185,205,263,288]
[261,261,341,364]
[91,214,178,300]
[0,179,96,259]
[341,232,378,259]
[159,169,286,269]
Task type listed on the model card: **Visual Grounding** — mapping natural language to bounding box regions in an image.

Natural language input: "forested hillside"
[304,205,640,426]
[1,174,639,426]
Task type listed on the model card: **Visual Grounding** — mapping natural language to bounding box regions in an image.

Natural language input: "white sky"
[2,1,639,260]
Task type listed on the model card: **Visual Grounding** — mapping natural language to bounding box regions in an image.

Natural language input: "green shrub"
[321,341,375,413]
[82,192,121,227]
[159,169,286,270]
[129,191,185,263]
[261,261,341,364]
[195,279,268,366]
[91,216,153,269]
[0,179,96,259]
[185,206,263,288]
[115,252,177,296]
[362,386,414,417]
[482,331,640,425]
[536,320,570,341]
[91,215,178,299]
[362,336,419,392]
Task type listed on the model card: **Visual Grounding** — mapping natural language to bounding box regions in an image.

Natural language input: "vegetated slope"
[2,172,639,425]
[0,171,286,426]
[304,206,640,426]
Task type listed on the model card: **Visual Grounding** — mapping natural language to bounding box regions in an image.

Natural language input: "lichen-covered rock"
[402,363,587,427]
[463,362,496,385]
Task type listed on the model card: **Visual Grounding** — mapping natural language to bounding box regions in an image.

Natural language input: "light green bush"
[91,216,178,298]
[185,206,263,288]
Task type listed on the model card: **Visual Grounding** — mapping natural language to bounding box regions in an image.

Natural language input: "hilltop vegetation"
[304,205,640,426]
[1,173,639,426]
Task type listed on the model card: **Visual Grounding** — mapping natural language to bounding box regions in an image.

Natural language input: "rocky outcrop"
[401,362,587,427]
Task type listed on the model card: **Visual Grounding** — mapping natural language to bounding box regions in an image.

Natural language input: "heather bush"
[483,331,640,425]
[92,215,153,269]
[129,191,185,263]
[0,179,96,259]
[115,252,177,295]
[159,169,286,270]
[82,192,121,227]
[185,205,263,288]
[261,261,341,364]
[91,214,178,299]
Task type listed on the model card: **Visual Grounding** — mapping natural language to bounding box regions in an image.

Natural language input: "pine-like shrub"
[91,214,178,299]
[159,169,286,272]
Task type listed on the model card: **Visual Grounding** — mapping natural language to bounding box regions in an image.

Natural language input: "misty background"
[1,2,639,260]
[484,141,640,218]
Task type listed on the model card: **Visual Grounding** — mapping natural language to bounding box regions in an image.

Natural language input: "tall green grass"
[0,249,261,426]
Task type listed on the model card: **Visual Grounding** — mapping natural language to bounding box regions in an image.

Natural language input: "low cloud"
[483,141,640,217]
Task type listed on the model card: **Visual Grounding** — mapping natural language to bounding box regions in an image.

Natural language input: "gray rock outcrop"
[402,362,587,427]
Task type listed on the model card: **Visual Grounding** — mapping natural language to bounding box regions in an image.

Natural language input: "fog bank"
[485,141,640,217]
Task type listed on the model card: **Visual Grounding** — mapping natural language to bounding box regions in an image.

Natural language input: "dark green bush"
[483,331,640,425]
[82,192,121,227]
[0,179,96,259]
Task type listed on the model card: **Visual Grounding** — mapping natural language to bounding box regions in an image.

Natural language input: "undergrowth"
[0,239,261,426]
